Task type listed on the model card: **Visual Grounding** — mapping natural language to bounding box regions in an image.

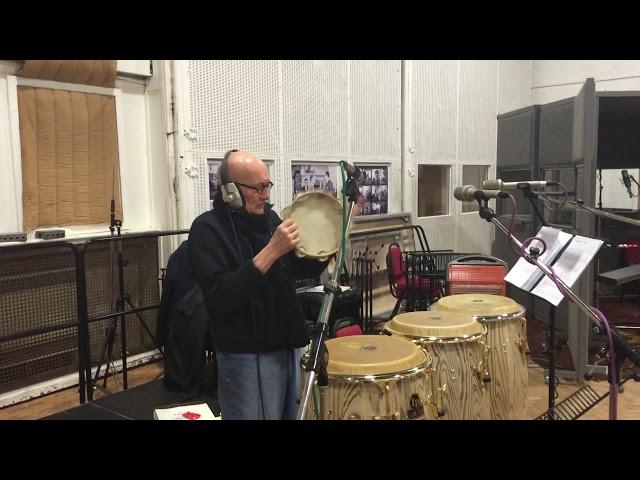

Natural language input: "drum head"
[431,293,523,317]
[325,335,428,376]
[385,311,484,339]
[282,191,343,260]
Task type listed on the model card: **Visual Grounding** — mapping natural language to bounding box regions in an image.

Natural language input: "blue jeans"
[216,348,302,420]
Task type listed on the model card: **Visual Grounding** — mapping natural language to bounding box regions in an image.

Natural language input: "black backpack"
[157,241,217,398]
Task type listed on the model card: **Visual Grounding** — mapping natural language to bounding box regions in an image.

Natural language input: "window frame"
[415,162,452,219]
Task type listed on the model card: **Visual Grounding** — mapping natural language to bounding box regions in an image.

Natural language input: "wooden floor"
[526,365,640,420]
[0,362,164,420]
[1,359,639,420]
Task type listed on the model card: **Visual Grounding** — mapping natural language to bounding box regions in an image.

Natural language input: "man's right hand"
[252,219,300,274]
[268,218,300,258]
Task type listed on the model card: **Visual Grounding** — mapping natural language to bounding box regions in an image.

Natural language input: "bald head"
[219,149,271,214]
[219,150,267,186]
[227,150,268,183]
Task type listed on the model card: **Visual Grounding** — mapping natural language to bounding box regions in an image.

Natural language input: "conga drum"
[313,335,436,420]
[384,311,490,420]
[431,294,529,419]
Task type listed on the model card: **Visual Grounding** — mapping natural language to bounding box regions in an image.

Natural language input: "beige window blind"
[19,60,117,88]
[18,87,122,230]
[16,60,122,231]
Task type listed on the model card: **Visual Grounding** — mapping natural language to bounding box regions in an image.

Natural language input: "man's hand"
[268,219,300,258]
[253,219,300,274]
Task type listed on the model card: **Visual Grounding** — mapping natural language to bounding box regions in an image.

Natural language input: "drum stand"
[473,192,640,419]
[296,175,359,420]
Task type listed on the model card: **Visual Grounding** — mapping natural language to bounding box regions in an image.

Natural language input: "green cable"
[311,384,320,420]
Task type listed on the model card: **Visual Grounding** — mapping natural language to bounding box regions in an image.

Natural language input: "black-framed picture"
[291,163,339,199]
[355,165,389,216]
[207,159,221,210]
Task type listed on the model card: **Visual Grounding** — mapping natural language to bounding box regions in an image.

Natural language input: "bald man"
[188,149,327,420]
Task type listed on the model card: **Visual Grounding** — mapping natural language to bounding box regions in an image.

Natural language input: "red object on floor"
[335,324,363,337]
[182,411,202,420]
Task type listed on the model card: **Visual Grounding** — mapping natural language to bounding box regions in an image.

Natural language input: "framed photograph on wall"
[355,164,389,216]
[207,158,221,210]
[291,162,339,200]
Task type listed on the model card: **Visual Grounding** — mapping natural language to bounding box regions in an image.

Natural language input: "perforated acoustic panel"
[458,61,498,161]
[189,151,211,216]
[350,61,401,158]
[282,61,349,156]
[412,61,458,161]
[188,61,280,153]
[181,60,402,222]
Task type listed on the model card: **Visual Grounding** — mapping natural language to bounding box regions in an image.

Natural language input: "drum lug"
[472,363,488,386]
[348,413,361,420]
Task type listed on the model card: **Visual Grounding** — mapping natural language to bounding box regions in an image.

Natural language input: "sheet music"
[297,285,352,294]
[531,234,603,306]
[504,226,603,306]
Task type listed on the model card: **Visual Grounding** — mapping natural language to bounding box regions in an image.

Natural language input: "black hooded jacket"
[188,192,327,353]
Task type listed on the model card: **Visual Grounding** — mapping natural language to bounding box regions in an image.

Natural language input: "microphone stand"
[631,174,640,198]
[93,198,164,394]
[296,175,358,420]
[475,194,640,419]
[516,184,561,411]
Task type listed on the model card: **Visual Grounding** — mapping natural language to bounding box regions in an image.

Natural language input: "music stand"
[476,193,640,419]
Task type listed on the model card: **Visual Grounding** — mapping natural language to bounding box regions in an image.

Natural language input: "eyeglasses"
[236,181,274,194]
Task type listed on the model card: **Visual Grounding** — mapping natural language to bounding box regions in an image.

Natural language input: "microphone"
[454,185,505,202]
[482,179,558,191]
[341,161,364,185]
[621,170,633,198]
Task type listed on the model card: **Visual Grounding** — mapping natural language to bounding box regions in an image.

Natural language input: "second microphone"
[454,185,508,202]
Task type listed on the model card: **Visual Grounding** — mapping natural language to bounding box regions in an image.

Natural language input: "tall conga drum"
[384,311,490,420]
[314,335,436,420]
[431,294,529,420]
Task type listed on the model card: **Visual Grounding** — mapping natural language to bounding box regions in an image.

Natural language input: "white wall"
[0,66,20,233]
[532,60,640,104]
[498,60,532,114]
[408,60,532,255]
